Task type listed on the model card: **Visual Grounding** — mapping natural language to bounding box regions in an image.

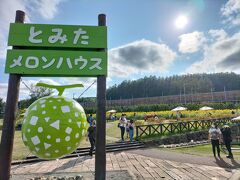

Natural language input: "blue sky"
[0,0,240,100]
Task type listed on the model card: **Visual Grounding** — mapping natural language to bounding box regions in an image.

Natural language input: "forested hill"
[106,73,240,100]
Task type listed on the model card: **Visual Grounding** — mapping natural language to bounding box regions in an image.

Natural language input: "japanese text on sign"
[8,23,107,48]
[5,50,107,76]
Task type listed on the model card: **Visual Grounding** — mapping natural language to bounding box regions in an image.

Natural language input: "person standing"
[209,123,222,158]
[119,114,127,142]
[129,120,135,142]
[87,120,96,156]
[221,124,233,159]
[87,114,94,126]
[126,120,130,139]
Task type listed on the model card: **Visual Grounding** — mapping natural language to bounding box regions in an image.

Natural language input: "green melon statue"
[22,83,87,159]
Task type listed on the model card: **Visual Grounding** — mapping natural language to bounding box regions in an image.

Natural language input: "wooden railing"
[135,117,233,139]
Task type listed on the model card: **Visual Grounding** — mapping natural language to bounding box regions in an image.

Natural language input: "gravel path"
[129,148,240,169]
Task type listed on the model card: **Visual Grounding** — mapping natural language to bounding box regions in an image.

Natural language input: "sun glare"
[175,15,188,29]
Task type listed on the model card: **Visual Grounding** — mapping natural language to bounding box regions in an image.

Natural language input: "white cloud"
[186,31,240,74]
[109,39,176,77]
[0,0,64,61]
[221,0,240,26]
[178,31,206,53]
[0,82,29,101]
[0,78,61,101]
[208,29,228,41]
[30,0,63,20]
[59,77,97,97]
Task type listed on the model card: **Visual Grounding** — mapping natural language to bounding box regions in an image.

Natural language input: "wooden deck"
[11,152,237,179]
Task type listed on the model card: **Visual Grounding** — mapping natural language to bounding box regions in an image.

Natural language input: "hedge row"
[84,102,240,114]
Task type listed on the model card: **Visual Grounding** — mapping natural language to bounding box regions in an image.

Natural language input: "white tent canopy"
[171,106,187,111]
[232,116,240,121]
[199,106,213,111]
[107,109,117,113]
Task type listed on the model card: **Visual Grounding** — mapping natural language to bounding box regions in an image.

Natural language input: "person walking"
[221,124,233,159]
[119,114,127,142]
[87,120,96,156]
[209,123,222,158]
[129,119,135,142]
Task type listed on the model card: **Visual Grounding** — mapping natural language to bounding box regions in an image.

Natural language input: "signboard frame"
[0,11,107,180]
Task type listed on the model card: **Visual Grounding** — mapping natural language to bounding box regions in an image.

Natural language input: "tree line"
[1,72,240,114]
[106,73,240,100]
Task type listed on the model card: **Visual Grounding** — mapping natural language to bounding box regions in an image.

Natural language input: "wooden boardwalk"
[11,152,237,179]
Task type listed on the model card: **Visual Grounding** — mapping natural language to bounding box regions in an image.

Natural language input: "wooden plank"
[131,155,153,179]
[152,167,173,179]
[124,157,142,179]
[198,165,232,179]
[145,166,160,179]
[144,159,157,168]
[178,168,199,180]
[155,161,181,179]
[171,168,192,180]
[183,164,211,180]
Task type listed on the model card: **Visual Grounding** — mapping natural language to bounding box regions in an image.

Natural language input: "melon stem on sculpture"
[36,82,84,96]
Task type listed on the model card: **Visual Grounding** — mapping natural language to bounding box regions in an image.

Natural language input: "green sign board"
[5,50,107,76]
[8,23,107,48]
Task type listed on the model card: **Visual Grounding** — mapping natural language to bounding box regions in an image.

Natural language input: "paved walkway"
[130,148,240,169]
[11,152,238,179]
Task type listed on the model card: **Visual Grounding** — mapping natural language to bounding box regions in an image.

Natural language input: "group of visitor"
[118,114,135,142]
[209,123,233,159]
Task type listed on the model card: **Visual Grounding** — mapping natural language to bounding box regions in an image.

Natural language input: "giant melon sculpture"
[22,83,87,159]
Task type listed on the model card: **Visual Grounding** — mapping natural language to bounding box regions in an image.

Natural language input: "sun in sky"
[175,15,188,29]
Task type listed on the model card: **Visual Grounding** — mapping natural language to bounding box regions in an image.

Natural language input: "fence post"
[170,123,173,133]
[160,124,163,135]
[136,126,139,140]
[179,122,182,133]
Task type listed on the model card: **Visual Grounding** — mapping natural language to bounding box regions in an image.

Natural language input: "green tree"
[0,98,5,113]
[29,84,54,100]
[19,84,54,110]
[106,73,240,100]
[0,98,5,119]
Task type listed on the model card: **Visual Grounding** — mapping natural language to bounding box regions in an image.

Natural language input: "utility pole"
[191,87,193,103]
[211,88,214,102]
[184,83,186,104]
[179,89,182,103]
[224,86,227,102]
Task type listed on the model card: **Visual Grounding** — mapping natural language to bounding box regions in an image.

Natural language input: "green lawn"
[168,144,240,159]
[0,120,125,160]
[0,130,27,160]
[106,121,121,140]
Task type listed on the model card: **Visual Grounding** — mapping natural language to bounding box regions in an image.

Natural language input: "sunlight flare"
[175,15,188,29]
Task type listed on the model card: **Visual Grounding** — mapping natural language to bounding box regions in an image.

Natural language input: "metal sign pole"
[0,10,25,180]
[95,14,107,180]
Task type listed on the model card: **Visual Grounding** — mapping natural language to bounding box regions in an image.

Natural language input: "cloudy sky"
[0,0,240,100]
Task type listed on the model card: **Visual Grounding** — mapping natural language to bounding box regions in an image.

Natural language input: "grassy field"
[0,120,125,160]
[168,144,240,159]
[0,130,99,160]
